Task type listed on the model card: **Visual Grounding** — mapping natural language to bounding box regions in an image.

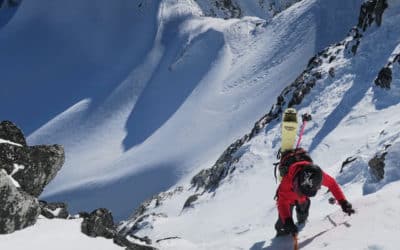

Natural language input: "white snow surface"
[1,0,400,249]
[0,0,363,220]
[0,219,123,250]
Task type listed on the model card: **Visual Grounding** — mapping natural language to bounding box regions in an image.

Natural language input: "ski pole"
[293,234,299,250]
[295,113,312,149]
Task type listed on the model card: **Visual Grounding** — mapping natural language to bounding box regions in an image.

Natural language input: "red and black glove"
[283,218,298,235]
[339,200,355,216]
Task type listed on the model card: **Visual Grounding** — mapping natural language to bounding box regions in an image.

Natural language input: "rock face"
[0,121,65,234]
[0,125,65,197]
[0,121,27,146]
[375,67,392,89]
[0,170,41,234]
[39,201,70,219]
[358,0,388,31]
[81,208,158,249]
[81,208,116,239]
[368,149,389,181]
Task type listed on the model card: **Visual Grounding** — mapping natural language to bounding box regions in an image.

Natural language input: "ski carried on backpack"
[275,108,312,182]
[281,108,298,153]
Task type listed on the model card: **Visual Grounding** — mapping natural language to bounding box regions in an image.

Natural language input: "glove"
[283,218,298,235]
[302,113,312,122]
[339,200,355,216]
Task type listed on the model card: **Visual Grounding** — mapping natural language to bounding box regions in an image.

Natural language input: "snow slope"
[0,218,123,250]
[0,0,362,220]
[115,0,400,249]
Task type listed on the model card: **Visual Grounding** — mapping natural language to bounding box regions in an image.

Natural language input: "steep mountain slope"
[0,0,362,220]
[117,0,400,249]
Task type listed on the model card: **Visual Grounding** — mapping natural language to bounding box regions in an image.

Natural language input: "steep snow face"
[118,0,400,249]
[1,0,361,220]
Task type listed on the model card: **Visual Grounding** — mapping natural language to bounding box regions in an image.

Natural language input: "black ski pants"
[275,198,310,235]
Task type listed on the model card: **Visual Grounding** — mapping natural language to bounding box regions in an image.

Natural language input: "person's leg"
[275,217,290,236]
[296,198,310,224]
[275,205,294,236]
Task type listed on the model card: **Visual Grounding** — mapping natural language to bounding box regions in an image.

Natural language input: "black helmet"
[295,164,323,197]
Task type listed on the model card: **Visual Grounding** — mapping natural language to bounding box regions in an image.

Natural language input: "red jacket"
[276,161,346,222]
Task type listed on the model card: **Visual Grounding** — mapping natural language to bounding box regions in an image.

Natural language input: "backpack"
[274,147,313,181]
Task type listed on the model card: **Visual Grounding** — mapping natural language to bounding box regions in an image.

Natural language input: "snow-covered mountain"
[115,0,400,249]
[0,0,362,220]
[1,0,400,249]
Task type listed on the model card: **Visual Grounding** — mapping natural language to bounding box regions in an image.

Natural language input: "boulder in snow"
[0,170,40,234]
[39,200,70,219]
[81,208,116,239]
[375,66,392,89]
[0,120,65,197]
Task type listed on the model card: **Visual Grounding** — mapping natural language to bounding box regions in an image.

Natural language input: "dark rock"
[79,211,90,218]
[328,55,336,63]
[374,66,392,89]
[81,208,116,239]
[114,235,157,250]
[0,170,40,234]
[156,236,181,243]
[368,152,387,181]
[394,54,400,64]
[313,71,322,80]
[340,156,357,173]
[351,40,360,55]
[213,0,242,18]
[358,0,388,31]
[328,67,335,78]
[39,200,69,219]
[0,121,27,146]
[374,0,388,26]
[307,56,322,69]
[0,143,65,197]
[183,194,200,209]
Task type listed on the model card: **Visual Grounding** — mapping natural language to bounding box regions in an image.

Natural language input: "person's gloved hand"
[339,200,355,216]
[283,218,298,235]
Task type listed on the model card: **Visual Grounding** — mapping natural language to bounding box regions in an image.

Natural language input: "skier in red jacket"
[275,160,355,236]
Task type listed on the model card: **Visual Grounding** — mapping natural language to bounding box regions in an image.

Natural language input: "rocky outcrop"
[358,0,388,31]
[375,66,392,89]
[81,208,158,249]
[81,208,116,239]
[368,145,391,181]
[115,236,157,250]
[0,170,41,234]
[39,201,70,219]
[374,53,399,89]
[0,121,65,234]
[0,144,65,197]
